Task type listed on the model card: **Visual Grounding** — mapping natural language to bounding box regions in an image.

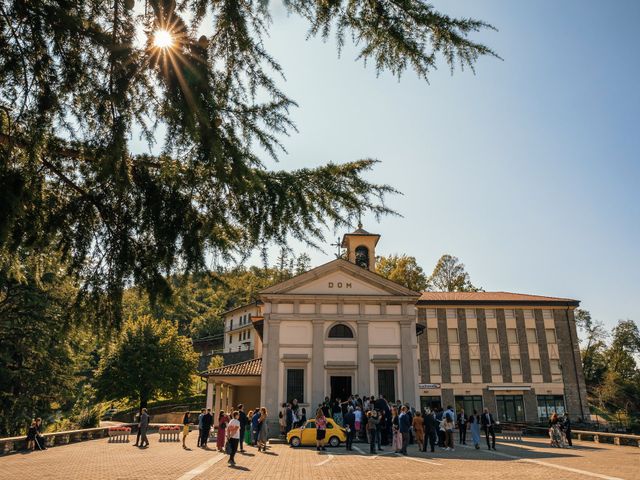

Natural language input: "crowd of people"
[25,395,571,463]
[278,394,502,455]
[187,404,270,466]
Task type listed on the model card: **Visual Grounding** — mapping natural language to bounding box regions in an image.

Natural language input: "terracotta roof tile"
[204,357,262,377]
[417,291,579,306]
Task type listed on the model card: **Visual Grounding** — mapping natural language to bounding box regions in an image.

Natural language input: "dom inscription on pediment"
[328,282,352,289]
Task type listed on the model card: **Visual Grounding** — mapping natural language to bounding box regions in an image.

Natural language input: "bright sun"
[153,29,173,49]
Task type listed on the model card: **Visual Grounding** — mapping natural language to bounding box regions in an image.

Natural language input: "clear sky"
[134,1,640,330]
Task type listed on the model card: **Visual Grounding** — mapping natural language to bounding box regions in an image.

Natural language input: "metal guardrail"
[499,422,640,448]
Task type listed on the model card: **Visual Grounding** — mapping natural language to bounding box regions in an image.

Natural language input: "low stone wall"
[0,423,190,455]
[0,425,133,455]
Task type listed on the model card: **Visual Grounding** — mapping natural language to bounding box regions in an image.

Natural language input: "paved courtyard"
[1,435,637,480]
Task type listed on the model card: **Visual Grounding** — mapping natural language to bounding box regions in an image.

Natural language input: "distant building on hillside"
[192,335,223,372]
[221,302,261,365]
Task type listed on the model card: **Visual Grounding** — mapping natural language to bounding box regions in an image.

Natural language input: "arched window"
[328,323,354,339]
[354,245,369,269]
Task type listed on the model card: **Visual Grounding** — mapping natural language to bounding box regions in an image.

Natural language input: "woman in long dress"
[216,410,229,451]
[470,409,481,449]
[257,407,269,452]
[391,407,402,453]
[412,411,425,451]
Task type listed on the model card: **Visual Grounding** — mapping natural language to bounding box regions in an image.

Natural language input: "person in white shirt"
[354,407,363,439]
[226,411,241,466]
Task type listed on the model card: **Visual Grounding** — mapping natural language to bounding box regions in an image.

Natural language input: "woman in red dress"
[216,410,230,451]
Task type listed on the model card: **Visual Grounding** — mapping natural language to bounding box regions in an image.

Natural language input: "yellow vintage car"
[286,419,347,447]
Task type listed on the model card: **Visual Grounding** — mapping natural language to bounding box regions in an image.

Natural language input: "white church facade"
[203,228,422,420]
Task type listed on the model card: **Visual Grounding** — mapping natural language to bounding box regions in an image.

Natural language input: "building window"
[470,359,481,375]
[229,334,233,344]
[286,369,305,403]
[328,323,354,339]
[491,359,501,375]
[247,330,251,339]
[230,319,233,330]
[377,369,396,402]
[550,359,562,375]
[420,396,442,411]
[531,358,542,375]
[537,395,565,420]
[511,359,522,375]
[455,395,483,415]
[487,328,498,343]
[507,328,518,344]
[526,328,537,343]
[496,395,525,422]
[546,328,557,343]
[448,328,459,344]
[427,328,438,343]
[429,359,441,375]
[451,359,461,375]
[467,328,479,343]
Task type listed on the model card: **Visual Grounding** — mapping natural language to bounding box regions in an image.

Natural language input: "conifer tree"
[0,1,497,327]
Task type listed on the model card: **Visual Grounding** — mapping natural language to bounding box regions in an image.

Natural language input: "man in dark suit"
[422,409,438,452]
[343,406,356,451]
[238,404,248,452]
[285,403,294,434]
[458,408,468,445]
[201,408,213,448]
[398,406,411,455]
[562,413,573,447]
[481,407,496,450]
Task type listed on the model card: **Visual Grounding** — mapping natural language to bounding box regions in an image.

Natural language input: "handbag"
[225,440,232,455]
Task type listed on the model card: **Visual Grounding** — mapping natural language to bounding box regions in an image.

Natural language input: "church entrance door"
[330,376,352,401]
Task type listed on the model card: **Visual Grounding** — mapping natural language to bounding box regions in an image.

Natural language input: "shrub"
[75,407,100,429]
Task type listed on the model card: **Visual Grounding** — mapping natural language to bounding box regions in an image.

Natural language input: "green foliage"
[376,254,428,291]
[122,250,311,338]
[75,406,101,429]
[427,254,481,292]
[208,355,224,371]
[575,309,609,386]
[94,315,199,408]
[577,312,640,426]
[0,0,497,328]
[0,251,92,436]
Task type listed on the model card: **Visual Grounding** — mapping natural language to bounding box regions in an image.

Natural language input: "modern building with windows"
[416,292,589,423]
[202,228,589,426]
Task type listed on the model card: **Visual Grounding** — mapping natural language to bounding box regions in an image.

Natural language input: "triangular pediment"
[260,259,419,297]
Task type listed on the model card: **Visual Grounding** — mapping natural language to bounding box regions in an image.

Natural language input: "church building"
[203,227,421,421]
[202,227,588,427]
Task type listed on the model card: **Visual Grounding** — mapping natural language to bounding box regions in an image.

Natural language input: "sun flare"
[153,29,174,49]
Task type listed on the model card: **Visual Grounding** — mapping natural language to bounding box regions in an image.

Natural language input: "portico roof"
[202,357,262,377]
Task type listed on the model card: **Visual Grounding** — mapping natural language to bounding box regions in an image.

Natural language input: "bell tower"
[341,223,380,271]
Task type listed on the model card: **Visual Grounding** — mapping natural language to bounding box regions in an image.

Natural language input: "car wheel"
[328,436,340,448]
[290,436,301,447]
